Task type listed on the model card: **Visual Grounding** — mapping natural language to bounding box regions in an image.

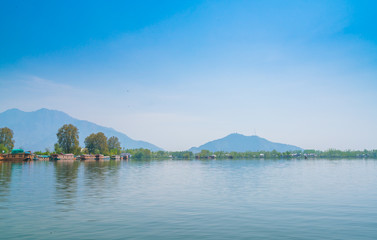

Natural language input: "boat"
[37,155,51,161]
[50,153,75,161]
[103,156,110,160]
[95,154,104,160]
[80,154,95,160]
[120,153,131,160]
[2,149,34,161]
[110,155,120,160]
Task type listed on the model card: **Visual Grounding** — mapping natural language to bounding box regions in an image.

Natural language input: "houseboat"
[110,155,120,160]
[35,155,50,161]
[50,153,75,161]
[2,149,34,161]
[95,154,104,160]
[120,153,131,160]
[80,154,95,160]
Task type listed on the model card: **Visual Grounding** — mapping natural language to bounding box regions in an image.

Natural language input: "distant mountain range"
[0,108,162,151]
[189,133,302,153]
[0,108,302,153]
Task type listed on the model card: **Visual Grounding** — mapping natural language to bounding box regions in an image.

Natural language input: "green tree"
[109,148,118,155]
[108,136,121,154]
[54,143,63,153]
[84,132,108,154]
[169,151,193,159]
[34,149,51,155]
[56,124,80,153]
[0,127,15,151]
[76,147,82,155]
[127,148,151,159]
[0,144,9,154]
[197,149,211,158]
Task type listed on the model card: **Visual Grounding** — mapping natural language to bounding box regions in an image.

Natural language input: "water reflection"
[0,162,13,202]
[1,159,377,240]
[54,160,80,209]
[83,160,121,201]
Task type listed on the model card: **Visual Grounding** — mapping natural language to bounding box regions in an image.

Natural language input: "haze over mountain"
[0,108,162,151]
[189,133,302,153]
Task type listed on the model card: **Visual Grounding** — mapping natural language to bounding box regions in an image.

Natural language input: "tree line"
[0,124,122,156]
[188,149,377,159]
[1,125,377,159]
[120,148,377,160]
[54,124,122,155]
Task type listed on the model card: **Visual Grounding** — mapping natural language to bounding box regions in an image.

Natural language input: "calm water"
[0,159,377,240]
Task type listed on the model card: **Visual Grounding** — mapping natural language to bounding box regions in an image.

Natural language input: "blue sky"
[1,0,376,151]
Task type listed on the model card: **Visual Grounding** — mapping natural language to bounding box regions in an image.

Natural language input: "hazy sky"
[1,0,376,151]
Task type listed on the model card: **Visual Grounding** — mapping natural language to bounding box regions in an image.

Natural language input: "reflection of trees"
[0,162,13,201]
[84,160,121,199]
[54,161,80,208]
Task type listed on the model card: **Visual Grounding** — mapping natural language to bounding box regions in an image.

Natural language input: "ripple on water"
[0,159,377,240]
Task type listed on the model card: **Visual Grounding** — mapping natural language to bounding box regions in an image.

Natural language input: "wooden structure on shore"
[1,149,34,161]
[80,154,95,160]
[50,153,75,161]
[35,155,50,161]
[111,155,121,160]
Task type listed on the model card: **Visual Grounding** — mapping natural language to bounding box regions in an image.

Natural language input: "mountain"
[0,108,162,151]
[189,133,302,153]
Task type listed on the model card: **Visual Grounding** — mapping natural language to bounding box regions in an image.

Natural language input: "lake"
[1,159,376,239]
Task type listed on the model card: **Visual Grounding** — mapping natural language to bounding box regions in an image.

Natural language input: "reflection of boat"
[2,149,34,161]
[50,153,75,161]
[80,154,95,160]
